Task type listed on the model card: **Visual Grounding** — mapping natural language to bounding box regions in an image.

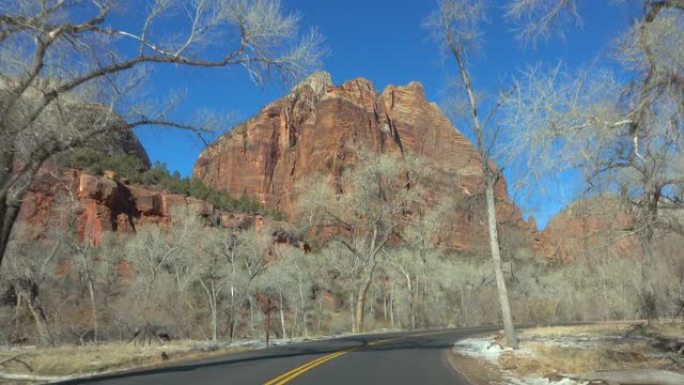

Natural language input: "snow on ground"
[453,337,588,385]
[453,337,506,364]
[506,377,587,385]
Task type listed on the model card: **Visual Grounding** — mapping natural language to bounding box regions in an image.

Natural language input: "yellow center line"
[262,330,453,385]
[263,350,349,385]
[264,350,348,385]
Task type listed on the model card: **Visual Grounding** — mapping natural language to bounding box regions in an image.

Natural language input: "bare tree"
[425,0,518,348]
[504,0,683,321]
[394,195,452,329]
[505,0,582,43]
[1,221,66,345]
[216,228,271,340]
[0,0,324,265]
[297,150,418,333]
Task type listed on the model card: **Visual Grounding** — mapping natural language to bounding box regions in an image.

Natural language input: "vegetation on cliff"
[56,148,283,219]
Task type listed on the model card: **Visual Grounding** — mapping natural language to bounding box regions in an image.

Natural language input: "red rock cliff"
[17,167,278,244]
[194,72,529,251]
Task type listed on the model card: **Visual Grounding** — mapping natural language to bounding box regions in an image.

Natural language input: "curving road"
[58,327,497,385]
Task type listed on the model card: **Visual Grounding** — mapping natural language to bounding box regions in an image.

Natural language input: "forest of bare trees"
[1,152,682,346]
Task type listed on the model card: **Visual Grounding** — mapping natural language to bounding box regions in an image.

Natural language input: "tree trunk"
[317,292,324,332]
[640,192,659,324]
[229,284,236,341]
[354,277,373,333]
[383,292,388,321]
[389,283,395,329]
[86,277,98,342]
[0,199,21,269]
[21,291,52,345]
[211,296,218,342]
[278,291,287,340]
[485,178,518,349]
[349,291,356,333]
[297,272,308,337]
[450,35,517,347]
[407,274,416,330]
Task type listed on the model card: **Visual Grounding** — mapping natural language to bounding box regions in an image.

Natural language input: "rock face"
[537,197,684,264]
[17,167,278,244]
[535,197,641,264]
[194,72,529,251]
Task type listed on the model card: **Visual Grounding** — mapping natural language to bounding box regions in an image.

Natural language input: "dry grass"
[501,322,684,378]
[643,322,684,339]
[500,341,673,377]
[0,340,251,379]
[448,351,502,385]
[522,323,631,337]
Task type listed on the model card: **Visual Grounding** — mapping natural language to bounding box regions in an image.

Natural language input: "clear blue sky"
[134,0,641,228]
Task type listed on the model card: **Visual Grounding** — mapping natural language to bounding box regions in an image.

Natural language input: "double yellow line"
[263,330,450,385]
[263,349,351,385]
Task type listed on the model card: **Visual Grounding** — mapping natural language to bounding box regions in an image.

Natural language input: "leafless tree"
[505,0,582,43]
[504,0,683,321]
[425,0,518,348]
[216,228,270,340]
[0,0,324,265]
[297,150,419,333]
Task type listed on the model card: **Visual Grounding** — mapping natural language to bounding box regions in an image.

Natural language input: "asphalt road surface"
[58,326,498,385]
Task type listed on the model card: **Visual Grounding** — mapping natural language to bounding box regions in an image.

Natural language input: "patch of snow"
[453,337,504,364]
[508,377,587,385]
[453,337,588,385]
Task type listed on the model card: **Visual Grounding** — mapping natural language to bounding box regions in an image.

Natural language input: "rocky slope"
[194,72,531,251]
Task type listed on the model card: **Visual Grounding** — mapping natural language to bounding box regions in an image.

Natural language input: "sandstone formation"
[534,197,641,264]
[194,72,529,251]
[536,196,684,264]
[17,167,283,245]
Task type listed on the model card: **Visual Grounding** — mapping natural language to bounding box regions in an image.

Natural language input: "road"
[58,326,497,385]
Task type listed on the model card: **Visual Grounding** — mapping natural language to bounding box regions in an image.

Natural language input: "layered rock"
[17,167,280,244]
[194,72,529,251]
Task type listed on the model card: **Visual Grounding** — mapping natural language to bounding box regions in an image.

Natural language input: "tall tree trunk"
[354,257,378,333]
[229,284,236,341]
[641,193,659,324]
[278,291,287,340]
[354,276,373,333]
[211,293,218,342]
[296,270,308,337]
[408,275,416,330]
[349,291,355,333]
[383,291,388,321]
[13,286,22,333]
[485,178,518,348]
[317,292,324,332]
[0,199,21,269]
[86,277,98,342]
[449,32,517,347]
[389,283,395,329]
